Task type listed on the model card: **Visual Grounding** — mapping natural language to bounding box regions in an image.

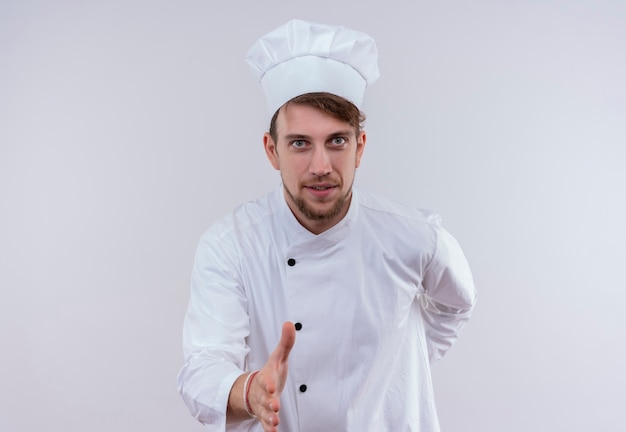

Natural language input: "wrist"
[243,370,259,417]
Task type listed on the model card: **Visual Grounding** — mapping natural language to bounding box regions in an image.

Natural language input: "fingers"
[265,321,295,394]
[275,321,296,363]
[251,322,296,431]
[249,376,282,431]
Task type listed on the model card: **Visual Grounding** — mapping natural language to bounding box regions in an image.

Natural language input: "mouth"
[305,183,336,190]
[304,184,337,197]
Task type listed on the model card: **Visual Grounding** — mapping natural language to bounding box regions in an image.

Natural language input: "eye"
[330,137,346,146]
[291,140,307,149]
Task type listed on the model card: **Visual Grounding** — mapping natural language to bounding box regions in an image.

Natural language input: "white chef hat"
[245,19,380,116]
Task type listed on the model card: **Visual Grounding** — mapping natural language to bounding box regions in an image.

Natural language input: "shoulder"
[355,188,442,229]
[352,189,452,270]
[200,191,279,245]
[353,188,447,258]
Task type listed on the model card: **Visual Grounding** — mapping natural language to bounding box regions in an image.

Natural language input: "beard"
[282,178,353,222]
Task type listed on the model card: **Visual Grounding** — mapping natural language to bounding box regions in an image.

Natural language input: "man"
[178,19,477,432]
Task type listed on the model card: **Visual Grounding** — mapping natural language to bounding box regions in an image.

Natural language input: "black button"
[299,384,307,393]
[287,258,296,266]
[294,322,302,331]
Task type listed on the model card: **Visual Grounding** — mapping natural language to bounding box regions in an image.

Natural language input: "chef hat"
[246,19,380,116]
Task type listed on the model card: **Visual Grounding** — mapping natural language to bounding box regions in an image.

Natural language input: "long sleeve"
[176,229,252,430]
[420,225,477,363]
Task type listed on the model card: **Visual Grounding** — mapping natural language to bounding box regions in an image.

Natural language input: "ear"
[264,132,280,170]
[355,130,366,168]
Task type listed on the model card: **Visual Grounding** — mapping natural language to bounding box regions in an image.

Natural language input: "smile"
[304,184,337,197]
[306,185,336,191]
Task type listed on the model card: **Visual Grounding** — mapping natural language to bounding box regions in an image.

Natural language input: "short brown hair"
[269,92,366,143]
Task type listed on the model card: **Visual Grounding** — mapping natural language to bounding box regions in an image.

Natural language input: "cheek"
[285,157,308,174]
[338,154,359,173]
[278,161,300,182]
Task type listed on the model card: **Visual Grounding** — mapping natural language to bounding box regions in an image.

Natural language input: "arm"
[177,231,251,429]
[421,226,477,363]
[177,230,296,431]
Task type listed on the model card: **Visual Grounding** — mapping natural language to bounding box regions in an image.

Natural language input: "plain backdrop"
[1,1,625,431]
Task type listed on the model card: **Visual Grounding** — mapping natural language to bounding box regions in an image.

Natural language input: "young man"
[178,20,477,432]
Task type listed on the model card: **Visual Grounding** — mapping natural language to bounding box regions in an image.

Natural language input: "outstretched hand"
[247,321,296,432]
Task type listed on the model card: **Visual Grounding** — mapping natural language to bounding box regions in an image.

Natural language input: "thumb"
[274,321,296,363]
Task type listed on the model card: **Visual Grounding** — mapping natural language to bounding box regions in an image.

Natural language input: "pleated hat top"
[246,19,380,116]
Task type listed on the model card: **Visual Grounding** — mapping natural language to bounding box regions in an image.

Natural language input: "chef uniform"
[177,19,477,432]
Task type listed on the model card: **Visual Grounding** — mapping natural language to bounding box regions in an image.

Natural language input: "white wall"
[1,1,624,431]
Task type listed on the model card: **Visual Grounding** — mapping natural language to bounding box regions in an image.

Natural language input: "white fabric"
[177,186,477,432]
[246,19,380,115]
[258,56,366,117]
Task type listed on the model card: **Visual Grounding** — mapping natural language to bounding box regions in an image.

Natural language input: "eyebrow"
[283,130,354,141]
[284,134,311,141]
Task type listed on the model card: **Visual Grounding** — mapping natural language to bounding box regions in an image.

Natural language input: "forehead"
[275,103,355,138]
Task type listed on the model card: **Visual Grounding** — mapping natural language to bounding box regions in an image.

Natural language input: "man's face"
[264,103,366,234]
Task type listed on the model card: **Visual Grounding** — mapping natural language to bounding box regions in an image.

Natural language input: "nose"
[309,146,332,177]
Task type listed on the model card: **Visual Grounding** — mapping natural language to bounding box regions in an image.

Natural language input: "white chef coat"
[177,186,476,432]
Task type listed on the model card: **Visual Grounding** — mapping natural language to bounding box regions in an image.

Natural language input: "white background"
[1,1,625,431]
